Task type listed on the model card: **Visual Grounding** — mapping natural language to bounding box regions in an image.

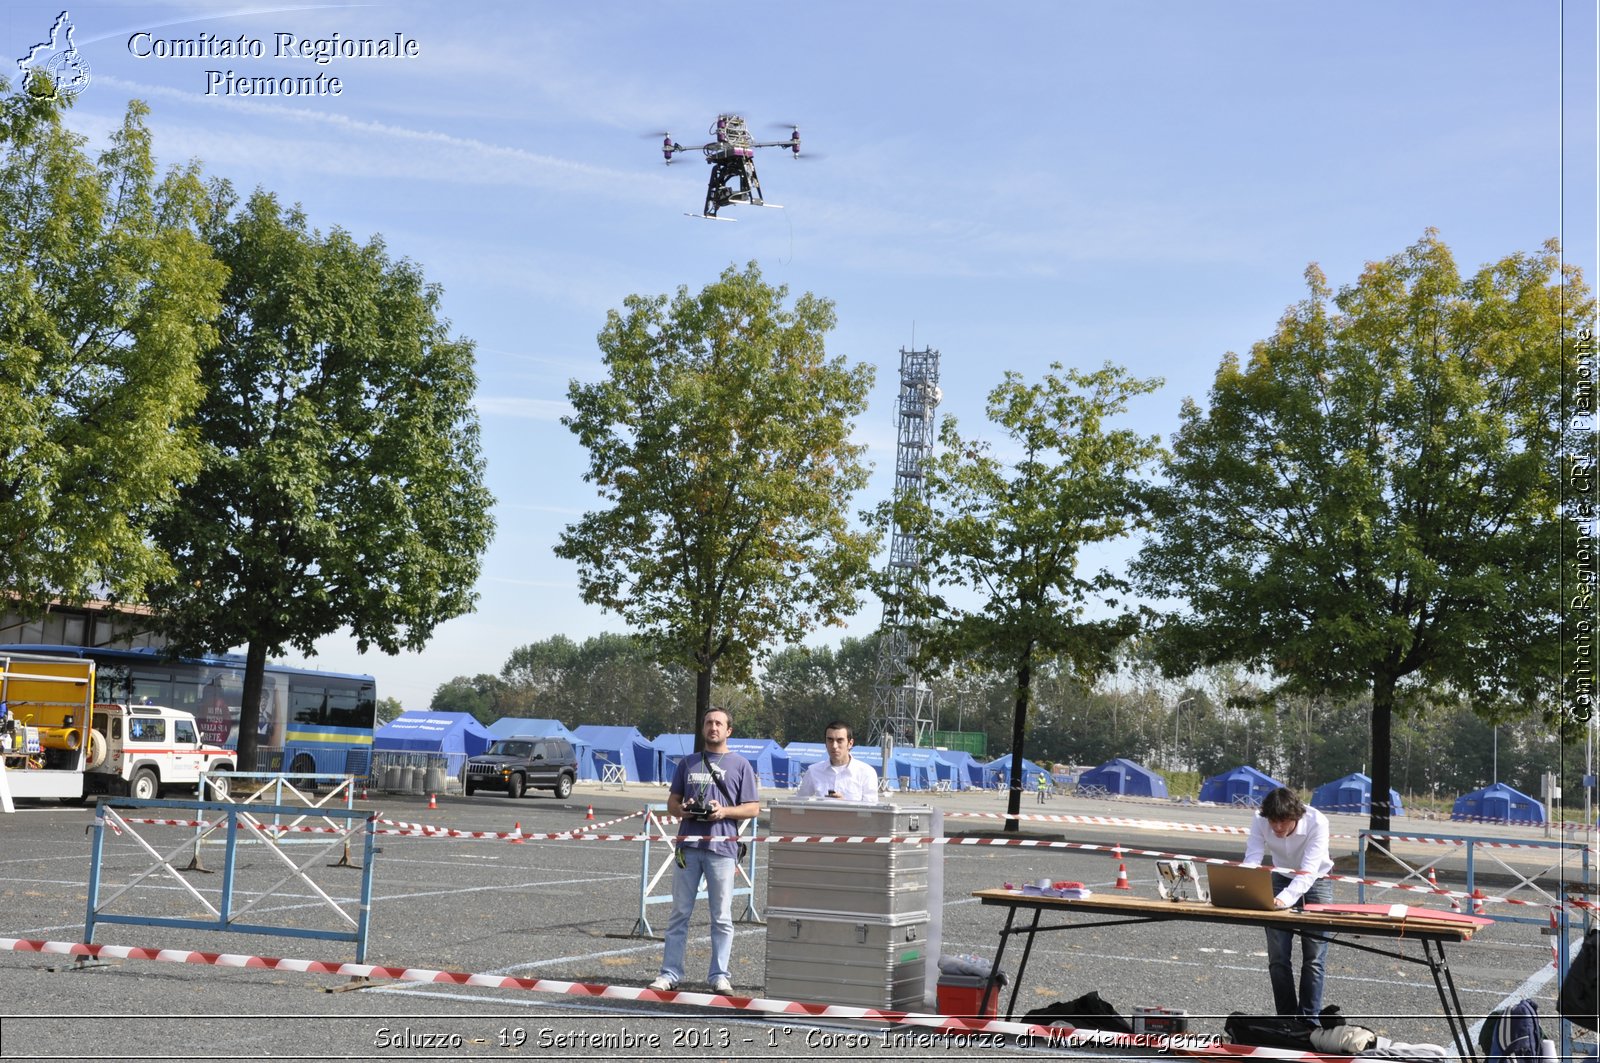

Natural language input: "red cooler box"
[936,973,999,1018]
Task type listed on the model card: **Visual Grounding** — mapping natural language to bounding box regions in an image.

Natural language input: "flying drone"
[657,114,803,220]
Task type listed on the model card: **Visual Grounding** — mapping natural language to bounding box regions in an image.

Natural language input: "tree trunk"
[237,640,268,772]
[693,663,713,753]
[1004,650,1033,833]
[1367,670,1396,834]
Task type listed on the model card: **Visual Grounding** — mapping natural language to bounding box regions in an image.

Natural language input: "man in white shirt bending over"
[796,721,879,802]
[1242,786,1335,1022]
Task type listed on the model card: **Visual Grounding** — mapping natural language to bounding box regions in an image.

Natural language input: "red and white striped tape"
[99,816,1594,914]
[947,810,1250,835]
[0,937,1300,1059]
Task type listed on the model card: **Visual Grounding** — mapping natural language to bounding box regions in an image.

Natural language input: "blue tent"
[725,737,790,788]
[374,712,493,775]
[1311,772,1404,817]
[1452,782,1544,825]
[984,754,1050,790]
[573,724,657,783]
[782,742,828,788]
[650,733,697,783]
[1078,757,1168,799]
[487,717,578,742]
[938,750,984,790]
[1199,765,1283,807]
[890,747,947,791]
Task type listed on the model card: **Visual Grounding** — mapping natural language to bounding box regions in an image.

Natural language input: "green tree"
[1134,232,1590,831]
[886,363,1163,830]
[762,635,881,744]
[0,88,223,608]
[147,188,496,769]
[374,696,405,727]
[498,634,580,716]
[430,674,506,725]
[556,263,876,737]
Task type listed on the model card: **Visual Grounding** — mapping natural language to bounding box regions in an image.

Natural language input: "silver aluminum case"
[763,912,929,1011]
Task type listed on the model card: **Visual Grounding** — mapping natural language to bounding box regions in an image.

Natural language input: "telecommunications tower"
[869,346,941,750]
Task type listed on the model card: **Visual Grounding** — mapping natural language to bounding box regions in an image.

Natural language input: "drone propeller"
[644,130,690,164]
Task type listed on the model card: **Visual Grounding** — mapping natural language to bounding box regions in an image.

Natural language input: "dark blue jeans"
[1265,874,1333,1021]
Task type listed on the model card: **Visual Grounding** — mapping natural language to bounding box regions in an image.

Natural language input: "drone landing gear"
[703,157,764,218]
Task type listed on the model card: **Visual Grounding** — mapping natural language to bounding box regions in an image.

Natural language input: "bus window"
[129,671,173,707]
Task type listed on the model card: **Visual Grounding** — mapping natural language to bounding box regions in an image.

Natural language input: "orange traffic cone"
[585,804,594,821]
[428,793,438,810]
[1471,887,1485,915]
[1426,867,1440,894]
[1448,888,1462,913]
[1114,862,1131,890]
[512,821,521,836]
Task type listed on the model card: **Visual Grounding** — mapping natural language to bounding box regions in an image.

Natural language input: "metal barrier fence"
[85,796,377,961]
[1357,828,1594,927]
[195,771,358,865]
[630,803,761,938]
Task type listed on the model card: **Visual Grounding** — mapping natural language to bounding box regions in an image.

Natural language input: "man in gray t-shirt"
[649,707,759,995]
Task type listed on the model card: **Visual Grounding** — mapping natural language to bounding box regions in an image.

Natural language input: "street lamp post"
[1174,696,1195,773]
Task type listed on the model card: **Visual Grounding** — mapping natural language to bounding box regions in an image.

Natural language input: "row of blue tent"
[375,712,1042,791]
[372,713,1548,820]
[1192,767,1548,824]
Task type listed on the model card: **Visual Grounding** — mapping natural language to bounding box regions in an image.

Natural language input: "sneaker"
[711,976,734,994]
[648,976,677,992]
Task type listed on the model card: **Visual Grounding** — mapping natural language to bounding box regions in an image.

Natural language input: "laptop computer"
[1205,863,1279,911]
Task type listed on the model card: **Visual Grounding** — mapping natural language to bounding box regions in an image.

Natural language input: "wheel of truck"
[506,773,525,799]
[85,729,108,770]
[464,781,476,796]
[553,773,574,800]
[206,768,233,800]
[290,754,318,792]
[131,768,159,800]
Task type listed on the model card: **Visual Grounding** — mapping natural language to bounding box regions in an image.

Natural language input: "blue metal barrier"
[86,796,376,961]
[1358,828,1592,928]
[632,803,761,937]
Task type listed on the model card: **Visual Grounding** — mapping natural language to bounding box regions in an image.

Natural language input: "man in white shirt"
[795,721,879,802]
[1243,786,1335,1022]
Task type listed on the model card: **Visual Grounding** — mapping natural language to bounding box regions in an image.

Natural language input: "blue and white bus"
[0,645,376,779]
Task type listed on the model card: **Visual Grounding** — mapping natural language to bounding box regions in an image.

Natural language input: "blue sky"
[5,1,1595,711]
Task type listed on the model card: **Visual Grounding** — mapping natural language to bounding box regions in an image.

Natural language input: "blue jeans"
[659,844,736,983]
[1265,874,1333,1021]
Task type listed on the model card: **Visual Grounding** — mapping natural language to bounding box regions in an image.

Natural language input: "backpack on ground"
[1478,999,1545,1063]
[1223,1013,1317,1051]
[1023,991,1134,1034]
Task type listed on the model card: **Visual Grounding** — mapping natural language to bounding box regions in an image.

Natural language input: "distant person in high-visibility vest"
[1036,772,1050,804]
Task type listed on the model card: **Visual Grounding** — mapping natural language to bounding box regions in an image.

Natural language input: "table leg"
[1004,908,1044,1020]
[1423,938,1477,1062]
[977,907,1015,1020]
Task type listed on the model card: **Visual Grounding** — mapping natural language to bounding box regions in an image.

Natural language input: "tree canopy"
[147,187,495,768]
[556,262,877,730]
[886,363,1163,829]
[1134,231,1590,831]
[0,87,223,609]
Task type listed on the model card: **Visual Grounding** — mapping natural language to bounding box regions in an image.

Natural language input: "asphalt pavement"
[0,783,1589,1061]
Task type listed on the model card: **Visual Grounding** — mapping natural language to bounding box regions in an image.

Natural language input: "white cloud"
[474,395,570,421]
